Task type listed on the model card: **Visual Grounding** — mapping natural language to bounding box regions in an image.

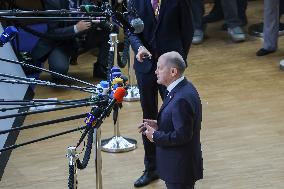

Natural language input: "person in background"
[32,0,110,80]
[192,0,246,44]
[127,0,194,187]
[203,0,247,27]
[256,0,280,56]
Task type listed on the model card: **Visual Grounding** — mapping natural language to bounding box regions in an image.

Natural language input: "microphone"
[76,107,103,148]
[114,11,134,33]
[113,87,126,103]
[104,87,126,113]
[120,75,128,85]
[98,21,115,32]
[0,26,18,47]
[94,87,126,130]
[114,12,144,33]
[130,18,144,34]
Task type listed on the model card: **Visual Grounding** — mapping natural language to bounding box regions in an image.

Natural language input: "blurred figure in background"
[32,0,110,81]
[203,0,247,26]
[256,0,280,56]
[192,0,246,44]
[191,0,205,44]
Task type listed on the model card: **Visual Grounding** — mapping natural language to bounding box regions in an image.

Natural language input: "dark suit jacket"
[32,0,77,61]
[153,78,203,185]
[128,0,193,73]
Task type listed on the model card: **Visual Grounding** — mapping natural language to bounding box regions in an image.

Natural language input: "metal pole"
[67,146,79,189]
[94,128,103,189]
[123,47,140,101]
[114,107,120,137]
[101,34,137,153]
[109,33,119,67]
[101,106,137,153]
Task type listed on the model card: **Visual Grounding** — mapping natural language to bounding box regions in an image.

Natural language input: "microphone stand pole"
[0,16,106,22]
[101,33,137,153]
[66,146,79,189]
[0,98,89,105]
[123,44,140,101]
[0,9,105,16]
[94,127,103,189]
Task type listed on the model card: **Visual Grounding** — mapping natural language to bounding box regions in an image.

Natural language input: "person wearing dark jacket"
[127,0,193,187]
[139,51,203,189]
[32,0,110,80]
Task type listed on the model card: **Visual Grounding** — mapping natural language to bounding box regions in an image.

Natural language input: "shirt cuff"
[74,25,78,33]
[138,45,144,52]
[152,131,156,142]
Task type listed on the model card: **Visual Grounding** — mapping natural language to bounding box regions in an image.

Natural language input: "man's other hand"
[143,119,158,130]
[76,21,92,32]
[136,46,152,62]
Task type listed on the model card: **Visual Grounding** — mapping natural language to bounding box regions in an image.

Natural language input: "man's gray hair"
[163,51,186,74]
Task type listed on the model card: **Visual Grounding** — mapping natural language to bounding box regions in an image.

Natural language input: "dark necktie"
[164,89,169,100]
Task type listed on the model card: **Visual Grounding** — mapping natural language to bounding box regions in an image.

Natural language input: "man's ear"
[170,67,178,77]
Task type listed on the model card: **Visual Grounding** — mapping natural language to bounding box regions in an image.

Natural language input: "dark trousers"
[47,46,72,77]
[32,41,77,79]
[191,0,205,30]
[32,28,109,79]
[81,27,110,69]
[135,64,166,171]
[166,182,194,189]
[212,0,247,26]
[237,0,247,22]
[280,0,284,15]
[221,0,242,28]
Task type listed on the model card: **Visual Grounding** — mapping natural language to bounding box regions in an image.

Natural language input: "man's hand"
[138,122,156,142]
[143,119,158,130]
[75,21,92,32]
[136,46,152,62]
[144,124,156,142]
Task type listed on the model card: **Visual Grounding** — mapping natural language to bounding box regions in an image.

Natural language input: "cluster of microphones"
[0,1,137,153]
[82,66,127,131]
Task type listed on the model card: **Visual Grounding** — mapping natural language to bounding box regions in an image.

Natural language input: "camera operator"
[31,0,110,81]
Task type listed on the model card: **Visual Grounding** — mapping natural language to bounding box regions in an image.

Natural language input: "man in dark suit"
[127,0,193,187]
[31,0,109,80]
[139,51,203,189]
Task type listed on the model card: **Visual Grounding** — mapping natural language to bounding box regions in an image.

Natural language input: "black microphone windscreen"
[114,11,135,33]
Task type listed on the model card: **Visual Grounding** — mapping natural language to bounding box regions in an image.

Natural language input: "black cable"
[107,50,114,86]
[0,113,88,135]
[0,78,95,93]
[0,57,97,88]
[0,16,106,22]
[76,128,93,170]
[0,101,99,120]
[75,106,104,148]
[0,73,96,93]
[0,125,86,153]
[0,10,105,16]
[68,165,75,189]
[0,98,89,105]
[0,100,89,112]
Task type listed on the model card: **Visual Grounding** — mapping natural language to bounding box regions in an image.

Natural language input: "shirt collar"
[167,76,184,93]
